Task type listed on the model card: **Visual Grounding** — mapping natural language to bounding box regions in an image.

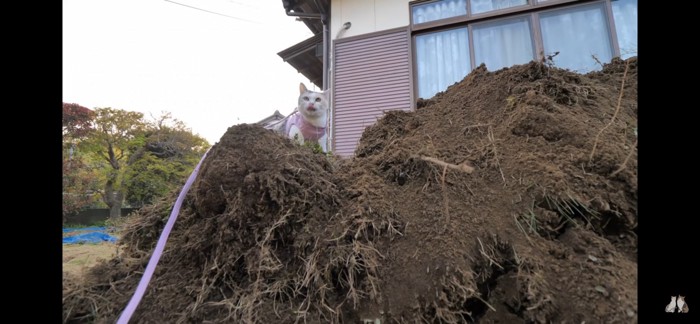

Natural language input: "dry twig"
[589,60,630,165]
[487,127,506,184]
[418,155,474,174]
[610,138,637,177]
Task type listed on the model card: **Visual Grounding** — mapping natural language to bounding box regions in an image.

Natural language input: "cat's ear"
[322,88,330,98]
[299,83,308,94]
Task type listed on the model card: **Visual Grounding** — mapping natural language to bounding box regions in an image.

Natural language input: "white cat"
[677,295,689,313]
[666,296,677,313]
[269,83,329,152]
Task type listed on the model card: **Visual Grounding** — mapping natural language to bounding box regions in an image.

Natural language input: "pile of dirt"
[63,57,637,323]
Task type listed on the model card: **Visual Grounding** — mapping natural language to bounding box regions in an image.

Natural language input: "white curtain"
[540,3,612,73]
[471,0,528,14]
[412,0,467,24]
[611,0,638,58]
[415,27,471,99]
[472,16,534,71]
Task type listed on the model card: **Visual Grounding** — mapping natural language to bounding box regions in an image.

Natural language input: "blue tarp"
[63,227,118,244]
[63,226,110,233]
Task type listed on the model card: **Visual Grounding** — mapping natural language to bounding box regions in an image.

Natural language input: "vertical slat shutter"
[333,29,411,157]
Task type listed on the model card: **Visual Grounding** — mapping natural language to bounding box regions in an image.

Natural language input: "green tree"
[77,108,210,218]
[80,107,148,218]
[123,112,209,207]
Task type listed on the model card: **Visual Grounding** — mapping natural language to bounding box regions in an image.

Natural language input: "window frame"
[469,12,537,71]
[409,0,630,100]
[410,0,594,32]
[469,0,530,17]
[535,1,620,66]
[410,0,469,26]
[413,25,472,99]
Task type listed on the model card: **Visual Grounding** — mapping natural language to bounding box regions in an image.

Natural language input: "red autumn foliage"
[63,102,95,138]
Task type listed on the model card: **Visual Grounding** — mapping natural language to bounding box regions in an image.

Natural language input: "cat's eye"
[303,96,309,101]
[315,98,321,102]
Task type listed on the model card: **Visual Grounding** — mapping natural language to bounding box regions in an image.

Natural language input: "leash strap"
[117,149,209,324]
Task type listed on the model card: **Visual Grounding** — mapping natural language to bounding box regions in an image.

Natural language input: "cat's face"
[298,83,329,120]
[678,296,685,302]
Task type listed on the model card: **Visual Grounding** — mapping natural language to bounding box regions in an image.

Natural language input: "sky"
[63,0,316,145]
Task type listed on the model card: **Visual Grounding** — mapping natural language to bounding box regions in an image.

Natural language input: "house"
[278,0,638,157]
[256,110,287,128]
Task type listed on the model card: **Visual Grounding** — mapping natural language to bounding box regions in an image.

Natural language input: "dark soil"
[64,57,637,323]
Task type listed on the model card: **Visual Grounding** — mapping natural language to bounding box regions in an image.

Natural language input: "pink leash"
[117,149,209,324]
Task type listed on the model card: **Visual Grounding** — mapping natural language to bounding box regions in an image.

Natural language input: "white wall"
[330,0,411,41]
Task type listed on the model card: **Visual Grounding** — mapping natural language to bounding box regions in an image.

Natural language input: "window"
[540,3,613,73]
[471,0,528,14]
[611,0,637,58]
[410,0,637,99]
[412,0,467,24]
[415,27,471,99]
[473,16,534,71]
